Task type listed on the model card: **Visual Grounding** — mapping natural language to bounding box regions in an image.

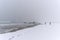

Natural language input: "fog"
[0,0,60,23]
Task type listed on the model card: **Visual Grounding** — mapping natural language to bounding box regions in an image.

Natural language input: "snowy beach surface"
[0,23,60,40]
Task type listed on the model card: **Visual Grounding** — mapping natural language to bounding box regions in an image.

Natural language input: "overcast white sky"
[0,0,60,23]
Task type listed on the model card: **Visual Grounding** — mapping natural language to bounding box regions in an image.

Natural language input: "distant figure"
[32,22,35,24]
[24,22,27,23]
[49,22,51,25]
[45,22,46,24]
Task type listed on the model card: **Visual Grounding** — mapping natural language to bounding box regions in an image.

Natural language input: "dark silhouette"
[49,22,51,25]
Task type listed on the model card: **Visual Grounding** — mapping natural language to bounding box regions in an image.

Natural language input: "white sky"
[0,0,60,23]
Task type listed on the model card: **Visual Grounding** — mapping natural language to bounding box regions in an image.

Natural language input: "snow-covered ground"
[0,23,60,40]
